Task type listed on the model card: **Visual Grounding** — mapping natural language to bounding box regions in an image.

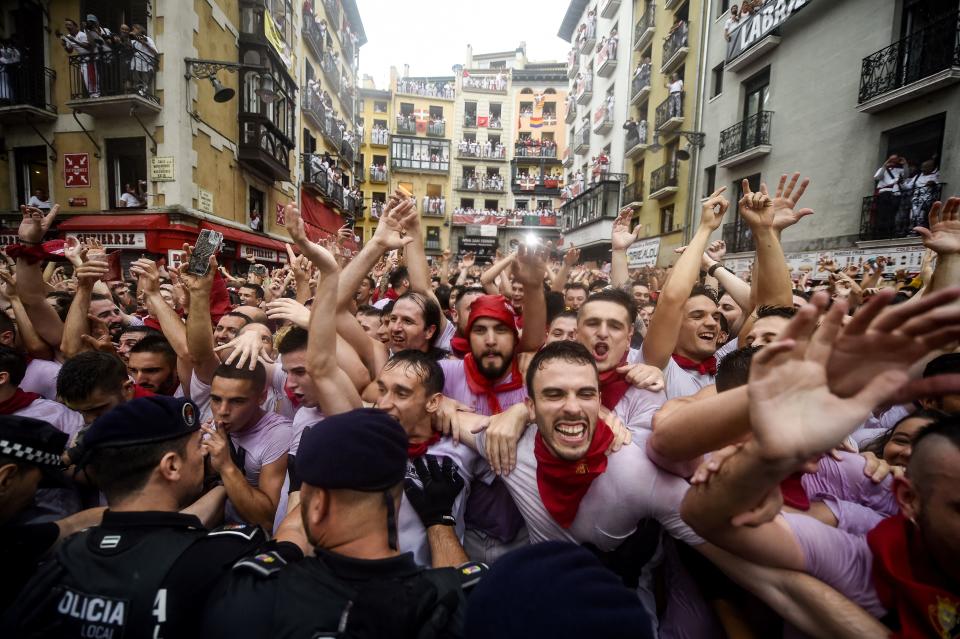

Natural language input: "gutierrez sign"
[726,0,811,62]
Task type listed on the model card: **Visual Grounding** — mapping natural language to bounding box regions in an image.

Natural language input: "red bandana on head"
[868,513,960,638]
[0,388,41,415]
[534,419,614,528]
[407,432,441,459]
[462,295,523,414]
[672,354,718,376]
[597,353,630,411]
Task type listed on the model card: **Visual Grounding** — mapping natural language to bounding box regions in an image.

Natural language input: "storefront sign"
[626,238,661,268]
[150,157,176,182]
[239,244,279,263]
[65,231,146,249]
[64,153,90,188]
[726,0,811,62]
[167,249,186,271]
[460,236,498,249]
[724,245,926,279]
[67,197,87,207]
[198,189,214,214]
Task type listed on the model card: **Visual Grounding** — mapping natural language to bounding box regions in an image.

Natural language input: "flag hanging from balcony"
[414,108,429,134]
[264,11,293,73]
[529,116,543,128]
[477,115,489,128]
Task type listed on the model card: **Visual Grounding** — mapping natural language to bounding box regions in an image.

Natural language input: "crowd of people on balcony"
[370,122,389,145]
[515,170,562,191]
[458,138,506,159]
[871,154,943,237]
[597,26,619,62]
[396,78,455,99]
[57,15,158,98]
[573,72,593,98]
[369,162,387,182]
[462,173,505,191]
[623,117,649,149]
[664,17,689,55]
[422,195,447,216]
[461,71,507,92]
[575,7,598,49]
[515,137,558,157]
[454,205,559,219]
[724,0,764,39]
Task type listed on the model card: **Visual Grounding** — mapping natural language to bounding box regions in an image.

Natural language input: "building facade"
[692,0,959,277]
[356,82,392,243]
[0,0,364,268]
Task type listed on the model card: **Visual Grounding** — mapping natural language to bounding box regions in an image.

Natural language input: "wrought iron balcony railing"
[718,111,774,162]
[655,91,684,130]
[514,143,558,158]
[68,50,159,104]
[723,220,754,254]
[427,120,446,137]
[396,115,416,135]
[631,65,651,102]
[662,23,689,70]
[860,182,945,241]
[0,60,56,115]
[650,162,678,194]
[633,2,655,50]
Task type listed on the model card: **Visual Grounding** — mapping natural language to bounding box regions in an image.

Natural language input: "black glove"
[404,454,464,527]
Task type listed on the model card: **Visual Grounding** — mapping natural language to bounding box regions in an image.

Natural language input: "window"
[659,206,675,235]
[82,0,150,32]
[711,63,724,98]
[542,132,555,142]
[249,187,265,229]
[515,200,529,210]
[461,198,475,208]
[400,102,414,116]
[543,101,557,117]
[374,101,387,113]
[13,146,48,208]
[429,105,444,119]
[105,137,146,209]
[717,0,730,18]
[883,113,945,170]
[390,137,451,172]
[374,118,387,129]
[537,199,552,210]
[484,199,499,209]
[426,227,441,248]
[303,129,316,154]
[704,165,716,198]
[743,68,771,120]
[520,101,533,114]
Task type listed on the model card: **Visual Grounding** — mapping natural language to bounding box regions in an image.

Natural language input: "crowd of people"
[515,137,558,158]
[871,154,943,238]
[457,137,507,159]
[461,71,508,92]
[724,0,765,40]
[574,7,598,50]
[56,15,158,98]
[462,172,505,191]
[396,78,456,100]
[452,205,559,221]
[1,171,959,637]
[597,26,619,62]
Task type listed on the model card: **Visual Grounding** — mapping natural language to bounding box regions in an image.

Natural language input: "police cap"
[0,415,67,471]
[83,396,200,451]
[298,408,408,491]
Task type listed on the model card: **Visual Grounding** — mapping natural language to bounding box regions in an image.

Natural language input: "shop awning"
[57,214,172,231]
[200,221,289,252]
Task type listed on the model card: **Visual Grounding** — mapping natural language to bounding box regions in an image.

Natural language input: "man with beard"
[127,335,181,396]
[4,396,273,638]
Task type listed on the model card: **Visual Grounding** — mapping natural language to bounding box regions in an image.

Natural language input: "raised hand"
[215,329,274,370]
[737,180,774,230]
[914,196,960,256]
[705,239,727,262]
[699,187,729,232]
[748,292,909,462]
[63,236,85,267]
[129,258,160,296]
[770,173,814,233]
[611,206,642,250]
[460,252,476,269]
[265,297,310,329]
[512,243,548,285]
[283,203,339,275]
[178,243,217,293]
[563,245,581,267]
[75,259,109,290]
[372,198,416,250]
[18,204,58,244]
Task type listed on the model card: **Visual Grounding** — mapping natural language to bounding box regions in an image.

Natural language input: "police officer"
[3,396,285,638]
[202,407,485,638]
[0,415,104,610]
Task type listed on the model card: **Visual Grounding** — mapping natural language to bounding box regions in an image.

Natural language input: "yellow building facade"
[356,83,392,243]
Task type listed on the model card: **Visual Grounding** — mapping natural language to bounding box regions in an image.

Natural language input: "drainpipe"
[684,0,713,246]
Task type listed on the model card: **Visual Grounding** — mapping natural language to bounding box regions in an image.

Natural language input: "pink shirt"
[224,411,292,525]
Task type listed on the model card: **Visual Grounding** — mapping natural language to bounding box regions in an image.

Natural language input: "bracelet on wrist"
[707,263,726,278]
[18,239,42,245]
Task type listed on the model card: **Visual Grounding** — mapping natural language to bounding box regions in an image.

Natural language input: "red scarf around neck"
[779,473,810,510]
[0,388,41,415]
[534,419,614,528]
[463,354,523,414]
[597,353,630,411]
[407,431,441,459]
[867,513,960,638]
[449,335,469,359]
[672,354,718,376]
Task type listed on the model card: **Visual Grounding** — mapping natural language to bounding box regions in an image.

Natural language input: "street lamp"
[184,58,275,104]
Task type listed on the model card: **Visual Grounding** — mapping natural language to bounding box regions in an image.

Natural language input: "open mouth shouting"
[592,341,610,362]
[697,330,716,344]
[554,419,588,446]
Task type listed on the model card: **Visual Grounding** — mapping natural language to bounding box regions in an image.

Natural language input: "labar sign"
[726,0,811,62]
[240,244,280,263]
[65,231,147,249]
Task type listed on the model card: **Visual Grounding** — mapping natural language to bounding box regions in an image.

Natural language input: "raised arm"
[479,252,515,295]
[401,197,448,335]
[0,272,53,360]
[610,207,644,288]
[60,258,109,358]
[13,205,65,349]
[284,203,362,415]
[550,246,580,292]
[738,177,796,309]
[643,188,729,369]
[701,240,752,312]
[181,245,221,384]
[131,258,189,359]
[512,244,548,353]
[915,196,960,296]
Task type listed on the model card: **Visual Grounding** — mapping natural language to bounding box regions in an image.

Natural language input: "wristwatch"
[707,263,726,278]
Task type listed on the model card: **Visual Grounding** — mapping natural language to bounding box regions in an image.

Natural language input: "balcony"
[488,117,503,130]
[661,24,689,75]
[623,181,643,206]
[302,14,325,60]
[860,182,945,241]
[0,62,57,124]
[577,19,597,54]
[512,174,562,196]
[568,49,580,79]
[455,176,505,193]
[560,174,626,233]
[649,163,678,200]
[427,120,446,137]
[356,167,365,183]
[723,220,754,254]
[631,65,652,105]
[718,111,773,168]
[369,166,388,183]
[370,128,389,147]
[633,2,656,51]
[596,40,618,77]
[592,104,613,135]
[462,73,508,94]
[456,145,507,161]
[575,75,593,105]
[514,142,559,160]
[600,0,621,18]
[573,127,591,154]
[726,34,782,73]
[395,78,455,100]
[563,147,573,167]
[624,122,649,158]
[858,11,960,113]
[321,51,341,94]
[565,101,577,123]
[396,115,417,135]
[303,154,332,196]
[463,114,477,129]
[425,239,442,251]
[66,51,160,117]
[655,92,684,133]
[340,137,355,166]
[239,113,293,182]
[323,0,341,35]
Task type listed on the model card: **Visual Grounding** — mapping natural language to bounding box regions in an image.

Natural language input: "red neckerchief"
[597,353,630,411]
[534,419,614,528]
[407,432,441,459]
[463,354,523,414]
[672,353,718,376]
[133,384,155,398]
[779,473,810,510]
[449,335,469,359]
[0,388,41,414]
[867,513,960,638]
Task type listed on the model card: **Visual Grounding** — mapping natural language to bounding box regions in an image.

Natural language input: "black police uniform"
[202,547,483,639]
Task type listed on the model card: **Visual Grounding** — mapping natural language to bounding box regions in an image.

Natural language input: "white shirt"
[613,385,665,435]
[668,79,683,94]
[189,364,291,423]
[21,358,62,400]
[15,396,85,442]
[27,196,52,210]
[629,348,714,400]
[119,192,142,207]
[873,166,904,193]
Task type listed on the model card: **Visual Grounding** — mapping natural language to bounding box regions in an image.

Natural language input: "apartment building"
[356,82,392,243]
[0,0,364,268]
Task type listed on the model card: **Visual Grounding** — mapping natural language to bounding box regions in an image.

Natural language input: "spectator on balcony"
[608,27,619,59]
[666,72,683,118]
[724,5,741,41]
[83,15,114,95]
[128,24,157,97]
[623,117,640,149]
[585,8,597,38]
[605,92,615,116]
[58,18,98,97]
[873,154,906,238]
[0,41,20,103]
[27,189,51,211]
[635,55,651,81]
[907,158,941,232]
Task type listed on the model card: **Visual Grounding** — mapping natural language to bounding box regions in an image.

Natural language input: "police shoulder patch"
[456,561,488,589]
[207,523,263,542]
[233,550,288,578]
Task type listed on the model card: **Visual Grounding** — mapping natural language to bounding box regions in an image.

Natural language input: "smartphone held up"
[186,230,224,276]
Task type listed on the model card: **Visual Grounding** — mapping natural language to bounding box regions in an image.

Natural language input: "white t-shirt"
[27,196,51,210]
[629,348,714,400]
[434,321,457,354]
[190,364,291,423]
[21,358,62,400]
[668,79,683,94]
[15,396,85,442]
[612,385,665,435]
[873,166,904,193]
[119,192,142,207]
